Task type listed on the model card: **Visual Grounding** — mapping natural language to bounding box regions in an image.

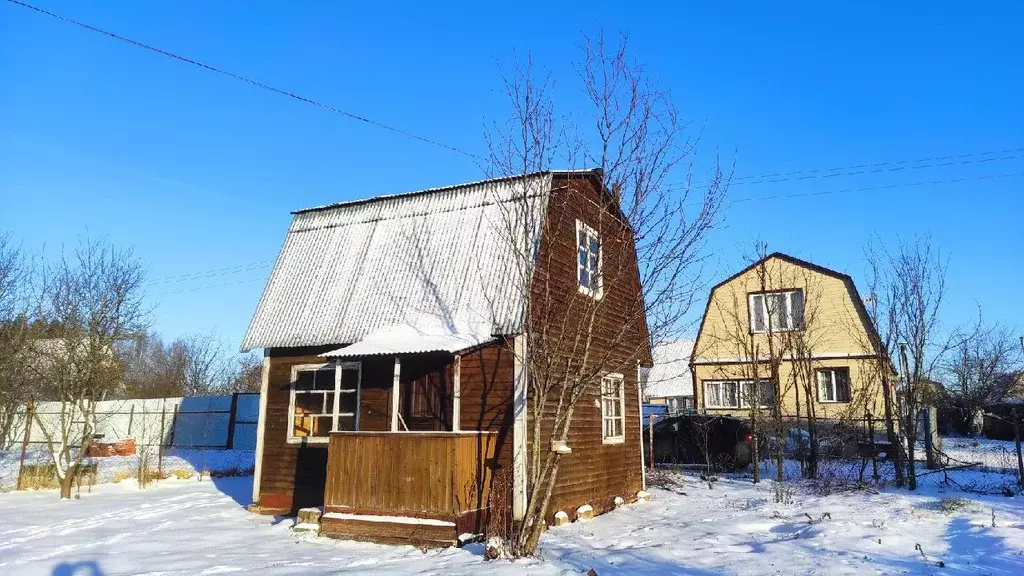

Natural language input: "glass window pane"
[322,392,335,413]
[313,369,335,391]
[340,366,359,390]
[751,295,765,332]
[791,290,804,329]
[294,370,315,391]
[760,382,775,407]
[293,415,312,437]
[294,393,322,414]
[724,382,738,407]
[311,416,332,437]
[338,390,357,414]
[768,293,787,330]
[836,369,851,401]
[336,415,356,432]
[580,269,590,288]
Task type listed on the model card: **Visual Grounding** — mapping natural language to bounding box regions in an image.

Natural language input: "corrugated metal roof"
[240,173,555,351]
[644,340,695,398]
[319,321,495,358]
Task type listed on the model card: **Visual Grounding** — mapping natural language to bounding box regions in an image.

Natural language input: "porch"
[320,430,499,545]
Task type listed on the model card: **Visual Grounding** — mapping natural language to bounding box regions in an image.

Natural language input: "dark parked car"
[648,414,753,471]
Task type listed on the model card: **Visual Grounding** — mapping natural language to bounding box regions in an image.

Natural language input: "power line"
[671,147,1024,191]
[6,0,483,160]
[726,171,1024,204]
[144,260,272,286]
[150,276,266,297]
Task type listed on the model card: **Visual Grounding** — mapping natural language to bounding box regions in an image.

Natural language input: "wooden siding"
[691,254,887,418]
[258,346,337,512]
[323,432,498,519]
[527,175,647,521]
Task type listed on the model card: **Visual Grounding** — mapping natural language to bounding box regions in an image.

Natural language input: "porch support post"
[512,335,528,521]
[452,354,461,431]
[391,356,401,431]
[251,350,271,505]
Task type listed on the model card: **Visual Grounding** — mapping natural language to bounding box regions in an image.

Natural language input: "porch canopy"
[319,319,495,358]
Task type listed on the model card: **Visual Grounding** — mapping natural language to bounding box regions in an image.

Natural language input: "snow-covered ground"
[0,449,254,492]
[0,471,1021,575]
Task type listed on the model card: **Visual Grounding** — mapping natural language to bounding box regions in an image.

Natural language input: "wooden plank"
[323,432,498,518]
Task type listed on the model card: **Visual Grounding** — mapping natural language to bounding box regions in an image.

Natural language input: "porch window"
[749,290,804,333]
[288,362,361,443]
[705,380,774,409]
[817,367,851,403]
[601,374,625,444]
[577,220,602,299]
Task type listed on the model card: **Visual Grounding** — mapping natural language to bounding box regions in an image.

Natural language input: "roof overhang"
[318,322,497,358]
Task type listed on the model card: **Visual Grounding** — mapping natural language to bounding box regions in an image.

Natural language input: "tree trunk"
[881,374,904,487]
[59,469,74,499]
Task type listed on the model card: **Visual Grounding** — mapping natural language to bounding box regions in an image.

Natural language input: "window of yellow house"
[749,290,804,333]
[817,367,851,403]
[705,380,774,409]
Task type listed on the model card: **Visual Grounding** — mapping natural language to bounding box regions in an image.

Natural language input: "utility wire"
[144,260,273,286]
[150,276,267,297]
[726,171,1024,204]
[671,147,1024,191]
[6,0,483,160]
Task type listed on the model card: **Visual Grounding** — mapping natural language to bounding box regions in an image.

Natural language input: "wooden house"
[690,253,891,420]
[241,170,650,545]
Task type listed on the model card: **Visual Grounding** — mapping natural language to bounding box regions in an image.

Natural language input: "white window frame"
[704,380,774,409]
[817,367,851,403]
[666,396,693,415]
[576,219,603,299]
[287,361,362,444]
[748,290,804,333]
[601,373,625,444]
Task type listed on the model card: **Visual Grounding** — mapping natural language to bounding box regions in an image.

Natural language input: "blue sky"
[2,1,1022,353]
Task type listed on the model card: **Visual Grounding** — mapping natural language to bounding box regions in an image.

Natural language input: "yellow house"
[690,253,892,421]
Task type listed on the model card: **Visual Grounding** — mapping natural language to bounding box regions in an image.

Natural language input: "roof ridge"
[292,169,598,215]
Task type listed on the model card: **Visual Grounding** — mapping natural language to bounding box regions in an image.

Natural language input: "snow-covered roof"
[241,172,558,351]
[644,340,695,398]
[320,316,494,358]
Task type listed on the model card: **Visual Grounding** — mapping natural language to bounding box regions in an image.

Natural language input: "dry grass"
[171,467,195,480]
[111,469,135,484]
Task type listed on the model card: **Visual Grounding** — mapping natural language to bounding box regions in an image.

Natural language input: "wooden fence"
[324,431,497,517]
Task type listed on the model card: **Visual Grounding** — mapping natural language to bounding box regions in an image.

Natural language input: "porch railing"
[324,431,498,517]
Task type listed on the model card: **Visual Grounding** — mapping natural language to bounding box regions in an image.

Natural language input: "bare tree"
[225,353,262,394]
[487,33,726,556]
[30,238,147,499]
[0,232,36,446]
[942,319,1022,435]
[178,330,229,396]
[865,235,950,490]
[121,330,231,397]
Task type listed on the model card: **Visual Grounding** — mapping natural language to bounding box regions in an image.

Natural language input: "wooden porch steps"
[319,512,459,547]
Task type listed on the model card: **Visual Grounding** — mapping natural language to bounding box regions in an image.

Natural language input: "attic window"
[749,290,804,333]
[577,220,602,299]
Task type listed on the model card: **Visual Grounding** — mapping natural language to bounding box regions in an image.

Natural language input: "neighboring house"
[690,253,889,420]
[241,170,650,545]
[644,340,695,413]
